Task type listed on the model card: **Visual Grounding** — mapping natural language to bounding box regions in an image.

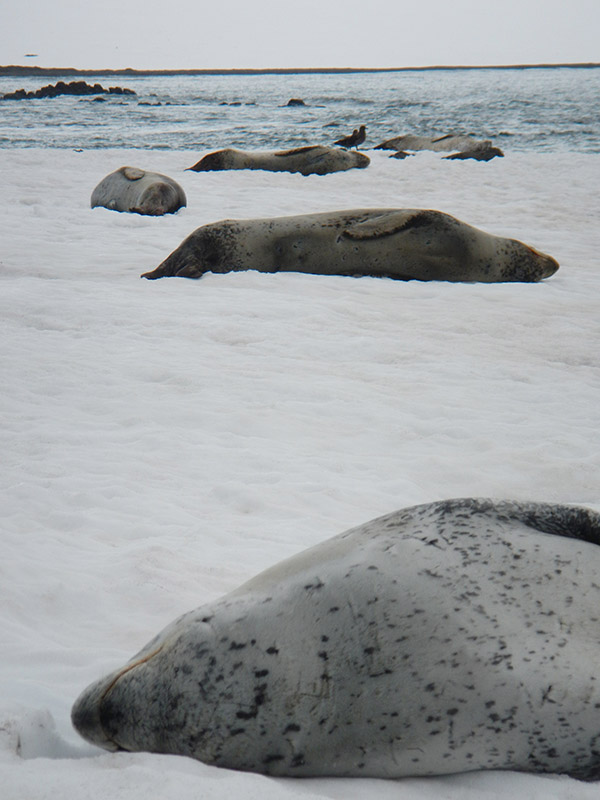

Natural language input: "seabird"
[334,125,366,149]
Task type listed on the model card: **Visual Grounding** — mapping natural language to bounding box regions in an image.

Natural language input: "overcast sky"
[1,0,598,70]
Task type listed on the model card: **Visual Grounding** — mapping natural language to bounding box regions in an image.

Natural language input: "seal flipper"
[342,209,441,241]
[434,498,600,547]
[141,260,204,280]
[518,503,600,546]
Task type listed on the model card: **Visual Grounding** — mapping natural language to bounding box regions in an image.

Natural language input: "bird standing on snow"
[334,125,366,149]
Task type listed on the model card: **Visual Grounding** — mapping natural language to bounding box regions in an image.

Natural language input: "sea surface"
[0,67,599,153]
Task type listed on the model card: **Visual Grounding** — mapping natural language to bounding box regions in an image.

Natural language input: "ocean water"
[0,66,599,152]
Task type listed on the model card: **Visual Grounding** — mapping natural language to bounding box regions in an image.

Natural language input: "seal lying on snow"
[376,135,504,161]
[91,166,186,216]
[376,133,487,153]
[187,145,370,176]
[141,208,558,283]
[72,498,600,779]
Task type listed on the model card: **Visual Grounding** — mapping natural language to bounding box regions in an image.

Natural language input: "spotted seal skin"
[91,166,186,215]
[72,498,600,779]
[186,145,370,176]
[140,208,558,283]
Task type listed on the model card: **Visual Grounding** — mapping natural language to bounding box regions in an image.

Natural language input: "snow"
[1,146,599,799]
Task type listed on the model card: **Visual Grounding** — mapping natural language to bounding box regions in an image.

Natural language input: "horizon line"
[1,62,599,77]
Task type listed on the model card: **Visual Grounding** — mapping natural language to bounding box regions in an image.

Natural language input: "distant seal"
[444,140,505,161]
[334,125,366,149]
[71,498,600,779]
[91,166,186,216]
[375,133,483,152]
[186,145,369,176]
[140,208,559,283]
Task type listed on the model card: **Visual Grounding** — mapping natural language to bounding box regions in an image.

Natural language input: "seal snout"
[525,243,560,279]
[71,678,122,752]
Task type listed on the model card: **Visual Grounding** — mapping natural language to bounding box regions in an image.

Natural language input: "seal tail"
[141,250,202,280]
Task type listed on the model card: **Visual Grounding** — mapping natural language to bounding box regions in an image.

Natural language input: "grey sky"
[1,0,598,70]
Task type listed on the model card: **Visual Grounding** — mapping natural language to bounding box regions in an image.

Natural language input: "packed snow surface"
[1,146,599,799]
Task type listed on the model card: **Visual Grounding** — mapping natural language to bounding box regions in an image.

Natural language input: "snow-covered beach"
[1,141,600,799]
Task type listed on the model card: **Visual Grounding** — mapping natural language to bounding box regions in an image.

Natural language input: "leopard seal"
[71,498,600,779]
[140,208,558,283]
[186,145,369,176]
[91,166,186,215]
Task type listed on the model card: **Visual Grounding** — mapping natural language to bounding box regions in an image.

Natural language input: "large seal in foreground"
[91,166,186,215]
[141,208,558,283]
[72,498,600,779]
[187,145,370,176]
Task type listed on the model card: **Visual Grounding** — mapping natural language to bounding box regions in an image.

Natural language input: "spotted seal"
[72,498,600,779]
[186,145,369,176]
[140,208,558,282]
[91,166,186,216]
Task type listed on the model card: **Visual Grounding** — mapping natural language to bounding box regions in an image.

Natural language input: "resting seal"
[375,133,485,152]
[140,208,558,283]
[91,166,186,216]
[186,146,370,176]
[72,498,600,779]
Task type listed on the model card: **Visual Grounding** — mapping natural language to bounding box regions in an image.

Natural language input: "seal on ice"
[72,498,600,780]
[141,208,559,283]
[91,166,186,216]
[186,145,369,176]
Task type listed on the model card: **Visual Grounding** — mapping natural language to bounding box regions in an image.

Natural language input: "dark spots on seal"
[291,754,306,767]
[254,684,268,707]
[263,754,284,765]
[424,683,436,692]
[321,635,329,642]
[284,723,301,733]
[254,669,269,678]
[266,646,279,655]
[318,651,329,661]
[328,606,340,613]
[229,641,247,650]
[230,727,245,736]
[304,579,325,591]
[236,708,258,720]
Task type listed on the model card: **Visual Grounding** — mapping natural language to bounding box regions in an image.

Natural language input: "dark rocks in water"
[286,98,306,106]
[443,141,504,161]
[1,80,136,100]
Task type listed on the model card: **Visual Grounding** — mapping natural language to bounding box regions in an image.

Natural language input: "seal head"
[73,499,600,780]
